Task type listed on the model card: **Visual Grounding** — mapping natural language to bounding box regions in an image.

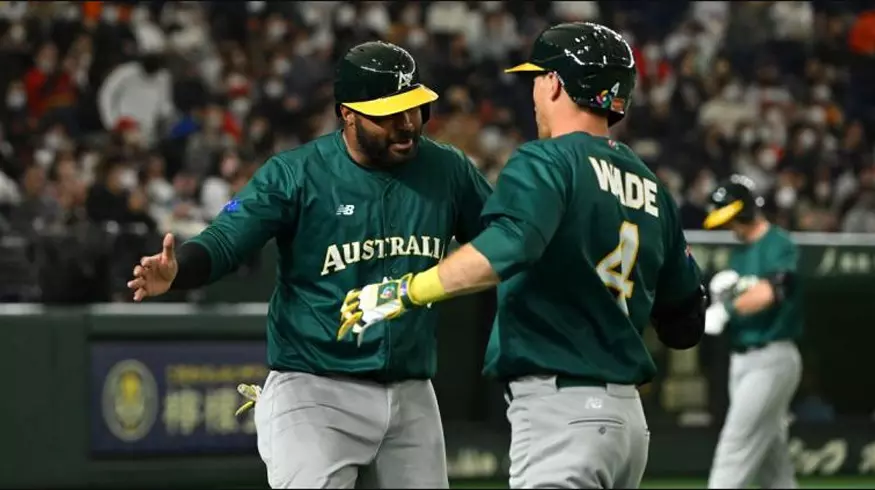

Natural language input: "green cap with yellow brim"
[335,41,438,119]
[703,200,745,230]
[341,85,438,118]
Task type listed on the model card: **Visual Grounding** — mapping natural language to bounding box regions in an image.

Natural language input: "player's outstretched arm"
[406,143,567,306]
[337,236,506,343]
[128,232,179,300]
[187,156,298,281]
[128,157,298,300]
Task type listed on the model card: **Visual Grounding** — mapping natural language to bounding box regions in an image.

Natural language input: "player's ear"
[549,72,563,102]
[339,105,355,127]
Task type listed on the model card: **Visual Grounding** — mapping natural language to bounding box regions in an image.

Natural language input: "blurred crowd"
[0,1,874,303]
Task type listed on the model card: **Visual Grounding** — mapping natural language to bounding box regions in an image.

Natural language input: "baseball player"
[702,175,803,489]
[126,41,492,488]
[338,23,706,489]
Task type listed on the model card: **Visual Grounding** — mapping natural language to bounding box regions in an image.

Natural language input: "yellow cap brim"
[504,62,548,73]
[342,85,439,117]
[703,200,745,229]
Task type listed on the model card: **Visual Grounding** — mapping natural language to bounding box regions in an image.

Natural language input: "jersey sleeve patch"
[222,199,242,214]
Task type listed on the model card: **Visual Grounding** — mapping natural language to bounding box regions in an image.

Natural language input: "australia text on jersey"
[589,156,660,218]
[321,236,447,276]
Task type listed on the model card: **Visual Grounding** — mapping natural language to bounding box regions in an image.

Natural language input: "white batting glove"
[704,302,729,336]
[709,269,739,299]
[350,309,387,346]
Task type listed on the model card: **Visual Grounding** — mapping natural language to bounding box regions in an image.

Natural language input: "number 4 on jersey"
[596,221,640,316]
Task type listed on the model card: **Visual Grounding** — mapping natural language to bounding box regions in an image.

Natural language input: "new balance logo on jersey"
[336,205,355,216]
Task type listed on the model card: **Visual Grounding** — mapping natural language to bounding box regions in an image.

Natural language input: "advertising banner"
[90,341,268,455]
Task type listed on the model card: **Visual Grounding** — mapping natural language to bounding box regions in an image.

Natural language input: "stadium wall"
[2,232,874,487]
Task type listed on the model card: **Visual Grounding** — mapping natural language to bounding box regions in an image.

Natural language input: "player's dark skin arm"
[170,241,213,290]
[130,157,298,299]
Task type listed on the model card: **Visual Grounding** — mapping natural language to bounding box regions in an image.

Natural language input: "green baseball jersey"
[471,132,702,385]
[726,225,803,349]
[189,131,492,381]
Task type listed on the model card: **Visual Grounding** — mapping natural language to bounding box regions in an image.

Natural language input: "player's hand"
[127,233,178,301]
[709,269,739,303]
[338,274,416,346]
[704,302,729,336]
[234,383,261,417]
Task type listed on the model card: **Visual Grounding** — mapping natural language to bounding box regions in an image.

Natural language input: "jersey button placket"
[383,182,399,276]
[381,181,395,376]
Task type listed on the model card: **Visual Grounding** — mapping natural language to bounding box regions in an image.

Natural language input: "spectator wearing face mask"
[48,151,88,225]
[7,163,64,235]
[3,80,31,155]
[681,169,718,229]
[842,188,875,233]
[85,155,155,230]
[97,44,176,147]
[200,149,245,220]
[182,97,240,179]
[23,43,78,127]
[162,170,207,240]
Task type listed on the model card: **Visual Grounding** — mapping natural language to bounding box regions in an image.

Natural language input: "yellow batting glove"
[338,274,417,346]
[234,383,262,417]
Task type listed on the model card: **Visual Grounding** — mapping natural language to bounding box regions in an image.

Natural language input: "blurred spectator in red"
[848,9,875,55]
[23,43,78,130]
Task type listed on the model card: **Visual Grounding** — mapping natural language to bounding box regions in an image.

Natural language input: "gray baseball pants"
[505,375,650,489]
[707,340,802,489]
[253,370,448,489]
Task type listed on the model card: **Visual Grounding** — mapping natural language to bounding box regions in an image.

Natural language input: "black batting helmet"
[334,41,438,122]
[703,174,765,229]
[504,22,637,126]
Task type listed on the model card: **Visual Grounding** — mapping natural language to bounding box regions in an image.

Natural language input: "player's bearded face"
[353,108,423,168]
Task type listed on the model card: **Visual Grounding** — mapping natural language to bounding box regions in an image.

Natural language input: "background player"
[701,174,803,489]
[126,41,492,489]
[338,22,706,489]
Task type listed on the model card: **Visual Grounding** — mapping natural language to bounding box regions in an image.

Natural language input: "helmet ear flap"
[607,111,626,127]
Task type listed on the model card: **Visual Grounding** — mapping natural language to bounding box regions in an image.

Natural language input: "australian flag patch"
[222,199,241,214]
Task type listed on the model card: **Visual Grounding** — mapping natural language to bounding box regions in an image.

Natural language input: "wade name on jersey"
[589,157,660,218]
[321,235,447,276]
